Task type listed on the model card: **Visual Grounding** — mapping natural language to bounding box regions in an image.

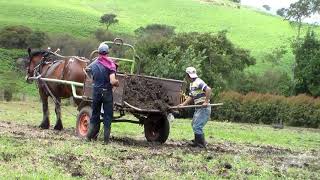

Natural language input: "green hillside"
[0,0,314,72]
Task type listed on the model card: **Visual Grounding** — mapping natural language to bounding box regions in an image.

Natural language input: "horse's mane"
[29,49,89,63]
[30,49,59,61]
[30,50,48,57]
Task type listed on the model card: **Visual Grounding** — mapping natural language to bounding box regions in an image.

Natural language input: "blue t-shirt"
[90,60,115,90]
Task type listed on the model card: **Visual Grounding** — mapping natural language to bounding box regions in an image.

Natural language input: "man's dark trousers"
[88,88,113,142]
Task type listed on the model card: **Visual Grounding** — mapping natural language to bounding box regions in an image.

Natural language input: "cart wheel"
[76,106,92,138]
[144,115,170,143]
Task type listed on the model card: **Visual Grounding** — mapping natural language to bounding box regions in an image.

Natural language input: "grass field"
[0,0,316,72]
[0,101,319,179]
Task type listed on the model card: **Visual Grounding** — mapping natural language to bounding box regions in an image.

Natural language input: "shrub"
[0,25,32,49]
[0,71,22,101]
[262,5,271,11]
[213,91,320,128]
[134,24,176,38]
[171,31,256,90]
[94,28,116,42]
[0,25,48,49]
[48,34,98,57]
[293,30,320,96]
[4,89,13,102]
[136,31,256,95]
[27,30,49,48]
[228,69,294,96]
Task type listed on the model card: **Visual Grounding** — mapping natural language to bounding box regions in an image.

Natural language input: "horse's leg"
[39,91,50,129]
[54,97,63,130]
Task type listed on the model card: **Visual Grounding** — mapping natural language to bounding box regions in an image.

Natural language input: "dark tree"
[284,0,320,38]
[293,30,320,96]
[230,0,240,3]
[134,24,176,38]
[27,31,48,48]
[262,5,271,11]
[0,26,48,49]
[100,13,119,30]
[276,8,286,17]
[0,25,32,49]
[94,28,115,41]
[136,31,256,92]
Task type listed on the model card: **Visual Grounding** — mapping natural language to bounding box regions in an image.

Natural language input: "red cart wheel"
[76,106,92,138]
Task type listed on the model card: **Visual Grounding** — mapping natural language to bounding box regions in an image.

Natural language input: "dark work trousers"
[90,88,113,136]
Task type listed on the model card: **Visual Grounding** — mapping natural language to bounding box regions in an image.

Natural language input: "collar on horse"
[33,57,54,77]
[32,51,64,78]
[33,53,62,105]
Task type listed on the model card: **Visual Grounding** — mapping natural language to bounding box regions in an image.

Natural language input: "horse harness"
[32,55,64,105]
[30,52,88,117]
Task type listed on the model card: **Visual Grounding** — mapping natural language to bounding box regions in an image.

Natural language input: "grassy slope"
[0,0,311,72]
[0,48,37,95]
[0,101,319,179]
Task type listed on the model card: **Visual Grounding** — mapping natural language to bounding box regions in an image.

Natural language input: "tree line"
[1,4,320,99]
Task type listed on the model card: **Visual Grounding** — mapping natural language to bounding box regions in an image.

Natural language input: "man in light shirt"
[179,67,212,148]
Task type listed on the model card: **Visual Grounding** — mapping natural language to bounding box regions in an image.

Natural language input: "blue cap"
[98,43,109,54]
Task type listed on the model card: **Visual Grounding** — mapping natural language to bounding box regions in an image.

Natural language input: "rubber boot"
[190,134,196,145]
[190,134,200,147]
[103,127,111,144]
[198,134,206,148]
[191,134,207,146]
[87,123,100,141]
[191,134,206,148]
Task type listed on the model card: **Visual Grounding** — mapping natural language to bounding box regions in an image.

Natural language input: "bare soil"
[1,120,319,178]
[0,121,319,161]
[123,76,173,111]
[0,121,77,141]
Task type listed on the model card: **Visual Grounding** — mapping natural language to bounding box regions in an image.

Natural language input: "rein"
[28,50,81,117]
[32,57,53,77]
[31,55,62,106]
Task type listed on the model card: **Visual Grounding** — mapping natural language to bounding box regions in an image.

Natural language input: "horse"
[25,48,88,130]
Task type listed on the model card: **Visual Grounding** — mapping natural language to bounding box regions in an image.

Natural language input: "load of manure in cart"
[123,76,174,112]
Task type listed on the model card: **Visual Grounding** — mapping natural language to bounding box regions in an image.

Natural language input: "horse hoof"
[54,124,63,131]
[39,123,50,129]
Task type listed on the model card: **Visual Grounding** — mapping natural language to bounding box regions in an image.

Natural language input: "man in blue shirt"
[179,67,212,148]
[87,43,119,144]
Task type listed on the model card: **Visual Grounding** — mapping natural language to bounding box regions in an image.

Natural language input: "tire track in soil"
[0,120,316,155]
[1,120,319,176]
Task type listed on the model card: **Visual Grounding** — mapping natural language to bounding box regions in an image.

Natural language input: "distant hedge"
[213,92,320,128]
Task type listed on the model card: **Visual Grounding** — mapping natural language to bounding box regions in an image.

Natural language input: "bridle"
[26,51,60,105]
[27,52,53,79]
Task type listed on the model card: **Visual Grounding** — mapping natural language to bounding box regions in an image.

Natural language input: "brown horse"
[26,48,88,130]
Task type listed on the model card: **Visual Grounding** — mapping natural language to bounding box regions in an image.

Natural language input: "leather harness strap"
[34,57,65,105]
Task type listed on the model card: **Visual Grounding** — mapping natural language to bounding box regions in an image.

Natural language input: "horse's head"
[25,48,48,83]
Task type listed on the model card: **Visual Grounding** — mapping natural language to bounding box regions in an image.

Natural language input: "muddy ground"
[123,76,173,111]
[0,120,317,157]
[0,120,319,179]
